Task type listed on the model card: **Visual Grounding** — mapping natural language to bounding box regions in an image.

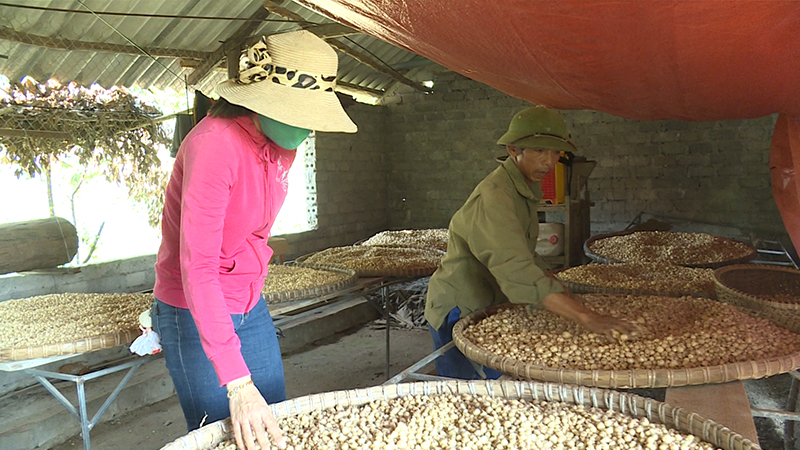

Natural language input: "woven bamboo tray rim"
[583,230,627,264]
[159,379,758,450]
[557,277,715,299]
[0,327,140,362]
[583,230,758,269]
[262,263,357,304]
[551,266,716,298]
[355,229,449,252]
[715,264,800,311]
[295,248,441,278]
[452,302,800,389]
[359,242,447,252]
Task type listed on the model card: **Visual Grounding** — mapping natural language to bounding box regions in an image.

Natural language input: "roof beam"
[186,4,272,86]
[325,39,430,93]
[0,26,210,60]
[301,22,360,39]
[179,58,226,70]
[338,80,383,97]
[262,0,310,24]
[262,1,430,93]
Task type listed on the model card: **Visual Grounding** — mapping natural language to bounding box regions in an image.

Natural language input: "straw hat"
[215,30,357,133]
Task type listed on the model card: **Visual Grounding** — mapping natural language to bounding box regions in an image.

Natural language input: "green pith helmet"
[496,106,577,152]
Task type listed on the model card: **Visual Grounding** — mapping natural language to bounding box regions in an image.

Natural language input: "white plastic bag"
[130,329,162,356]
[130,309,162,356]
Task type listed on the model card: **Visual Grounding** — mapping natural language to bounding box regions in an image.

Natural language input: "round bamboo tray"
[558,278,715,299]
[452,302,800,389]
[583,229,637,264]
[584,230,757,269]
[357,228,449,252]
[295,246,442,278]
[262,263,357,304]
[159,379,758,450]
[715,264,800,312]
[0,292,153,362]
[0,328,140,362]
[553,265,717,298]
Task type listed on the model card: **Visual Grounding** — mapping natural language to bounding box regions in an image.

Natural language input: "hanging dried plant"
[0,78,171,227]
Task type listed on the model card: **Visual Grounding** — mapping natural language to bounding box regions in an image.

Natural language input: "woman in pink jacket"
[152,31,357,450]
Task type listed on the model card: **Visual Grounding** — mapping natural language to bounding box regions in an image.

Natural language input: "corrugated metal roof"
[0,0,431,101]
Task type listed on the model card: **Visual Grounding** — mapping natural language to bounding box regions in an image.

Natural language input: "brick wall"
[384,71,787,243]
[569,111,779,236]
[281,102,390,258]
[385,75,529,228]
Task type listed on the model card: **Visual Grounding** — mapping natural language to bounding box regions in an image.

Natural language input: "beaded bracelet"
[227,380,254,399]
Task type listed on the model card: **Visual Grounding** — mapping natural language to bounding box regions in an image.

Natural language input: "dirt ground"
[49,324,434,450]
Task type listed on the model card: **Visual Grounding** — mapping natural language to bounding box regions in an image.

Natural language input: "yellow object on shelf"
[541,162,565,204]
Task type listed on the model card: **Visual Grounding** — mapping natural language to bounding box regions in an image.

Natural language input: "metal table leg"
[24,355,158,450]
[383,284,391,381]
[385,341,454,385]
[783,371,800,450]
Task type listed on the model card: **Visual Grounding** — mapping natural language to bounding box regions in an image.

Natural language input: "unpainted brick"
[687,166,716,177]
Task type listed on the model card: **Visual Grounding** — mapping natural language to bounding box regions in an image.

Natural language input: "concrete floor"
[48,324,434,450]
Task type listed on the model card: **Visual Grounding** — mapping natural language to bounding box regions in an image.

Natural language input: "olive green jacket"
[424,157,565,330]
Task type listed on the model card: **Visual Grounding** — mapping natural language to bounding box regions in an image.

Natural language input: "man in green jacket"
[425,105,635,379]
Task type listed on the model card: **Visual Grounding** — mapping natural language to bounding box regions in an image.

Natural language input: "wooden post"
[567,160,595,266]
[0,217,78,274]
[225,40,243,81]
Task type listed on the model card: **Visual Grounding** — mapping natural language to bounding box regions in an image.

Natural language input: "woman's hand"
[228,377,286,450]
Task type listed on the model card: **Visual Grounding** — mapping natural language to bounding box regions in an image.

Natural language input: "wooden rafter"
[178,58,226,69]
[300,22,359,39]
[262,1,316,28]
[262,0,431,93]
[325,39,430,93]
[338,80,383,97]
[0,26,210,60]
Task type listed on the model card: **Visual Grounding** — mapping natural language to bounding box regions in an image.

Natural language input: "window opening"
[271,132,318,235]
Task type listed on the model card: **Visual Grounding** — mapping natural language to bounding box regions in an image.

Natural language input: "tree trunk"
[0,217,79,274]
[45,156,55,217]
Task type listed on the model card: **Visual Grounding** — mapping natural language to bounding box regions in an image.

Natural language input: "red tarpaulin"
[299,0,800,250]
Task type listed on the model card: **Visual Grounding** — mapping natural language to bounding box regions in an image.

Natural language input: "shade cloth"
[299,0,800,251]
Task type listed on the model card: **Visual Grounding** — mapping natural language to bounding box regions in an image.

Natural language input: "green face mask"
[258,115,311,150]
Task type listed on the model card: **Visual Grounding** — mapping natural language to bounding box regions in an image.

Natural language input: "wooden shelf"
[537,203,566,212]
[537,160,596,269]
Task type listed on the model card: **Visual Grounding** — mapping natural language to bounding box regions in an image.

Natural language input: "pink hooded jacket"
[154,114,295,386]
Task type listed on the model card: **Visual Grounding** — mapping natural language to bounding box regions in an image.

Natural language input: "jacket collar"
[232,114,272,161]
[501,155,543,201]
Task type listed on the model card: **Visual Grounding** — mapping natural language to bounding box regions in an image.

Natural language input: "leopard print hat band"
[236,37,336,92]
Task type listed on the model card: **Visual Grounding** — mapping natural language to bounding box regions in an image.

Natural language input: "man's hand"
[575,310,641,339]
[540,292,642,339]
[227,377,286,450]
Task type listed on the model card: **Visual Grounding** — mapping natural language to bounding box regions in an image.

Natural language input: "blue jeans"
[152,297,286,431]
[429,307,504,380]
